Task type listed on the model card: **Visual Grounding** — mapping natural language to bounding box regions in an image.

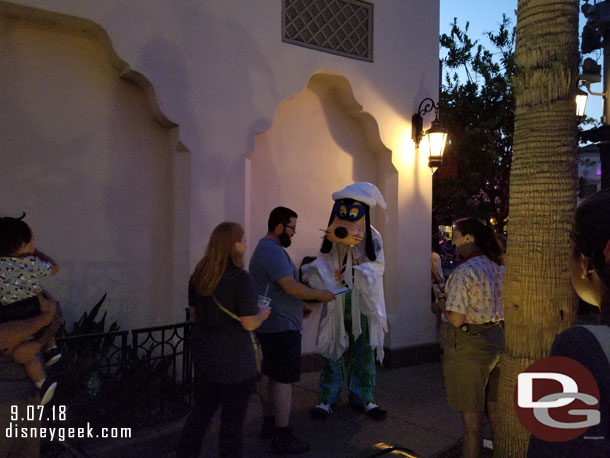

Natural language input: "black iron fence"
[50,321,193,435]
[131,322,192,425]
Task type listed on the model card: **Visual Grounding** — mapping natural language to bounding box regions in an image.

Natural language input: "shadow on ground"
[45,362,499,458]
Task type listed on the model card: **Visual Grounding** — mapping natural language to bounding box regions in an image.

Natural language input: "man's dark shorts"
[256,330,301,384]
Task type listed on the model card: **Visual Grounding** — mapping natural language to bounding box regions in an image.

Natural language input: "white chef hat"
[332,182,387,210]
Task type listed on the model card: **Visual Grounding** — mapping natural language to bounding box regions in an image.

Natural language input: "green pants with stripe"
[318,293,376,405]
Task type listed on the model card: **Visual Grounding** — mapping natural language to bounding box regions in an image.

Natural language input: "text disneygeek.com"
[4,423,132,442]
[4,405,131,442]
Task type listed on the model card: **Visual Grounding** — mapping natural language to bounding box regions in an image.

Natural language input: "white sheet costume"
[301,227,387,362]
[302,182,388,419]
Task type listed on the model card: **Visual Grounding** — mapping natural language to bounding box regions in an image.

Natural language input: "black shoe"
[310,403,332,419]
[271,429,310,454]
[350,400,387,421]
[364,405,387,421]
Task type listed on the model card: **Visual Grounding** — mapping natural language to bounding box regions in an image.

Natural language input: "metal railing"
[130,321,193,425]
[52,321,192,431]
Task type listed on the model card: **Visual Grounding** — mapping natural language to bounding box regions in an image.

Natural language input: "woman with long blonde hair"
[177,222,270,458]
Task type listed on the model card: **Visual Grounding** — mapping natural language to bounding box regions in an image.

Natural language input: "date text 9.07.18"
[11,404,67,422]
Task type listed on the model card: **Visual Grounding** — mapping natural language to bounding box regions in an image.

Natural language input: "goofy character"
[302,182,387,420]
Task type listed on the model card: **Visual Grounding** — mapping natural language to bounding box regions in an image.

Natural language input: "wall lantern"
[576,87,589,118]
[577,57,602,118]
[412,97,448,171]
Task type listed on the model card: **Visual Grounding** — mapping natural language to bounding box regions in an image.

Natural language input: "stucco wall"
[0,14,176,329]
[2,0,440,349]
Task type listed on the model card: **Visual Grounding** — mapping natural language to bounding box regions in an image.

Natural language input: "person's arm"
[431,252,445,286]
[187,282,199,322]
[33,249,59,275]
[277,276,335,302]
[432,283,466,327]
[240,307,271,331]
[0,292,56,349]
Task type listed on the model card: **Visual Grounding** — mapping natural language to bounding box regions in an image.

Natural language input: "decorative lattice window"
[282,0,373,62]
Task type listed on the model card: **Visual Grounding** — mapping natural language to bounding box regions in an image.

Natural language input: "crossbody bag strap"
[579,325,610,364]
[211,294,262,373]
[211,294,239,321]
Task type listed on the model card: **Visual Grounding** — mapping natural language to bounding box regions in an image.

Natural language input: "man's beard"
[279,230,292,248]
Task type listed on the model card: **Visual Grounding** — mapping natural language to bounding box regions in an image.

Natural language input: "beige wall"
[2,0,440,349]
[0,14,181,329]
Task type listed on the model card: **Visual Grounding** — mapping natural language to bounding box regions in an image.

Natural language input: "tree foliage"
[434,16,515,229]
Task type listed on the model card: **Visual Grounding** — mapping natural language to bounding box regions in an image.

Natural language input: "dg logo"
[514,356,600,442]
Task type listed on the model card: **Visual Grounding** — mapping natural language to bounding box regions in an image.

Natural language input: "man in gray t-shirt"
[249,207,333,455]
[250,237,304,333]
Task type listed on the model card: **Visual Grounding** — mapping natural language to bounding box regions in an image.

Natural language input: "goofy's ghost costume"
[302,182,388,420]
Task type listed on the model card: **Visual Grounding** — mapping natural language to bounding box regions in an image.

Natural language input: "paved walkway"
[59,361,476,458]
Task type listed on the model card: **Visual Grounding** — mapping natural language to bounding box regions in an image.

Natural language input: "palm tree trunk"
[494,1,579,456]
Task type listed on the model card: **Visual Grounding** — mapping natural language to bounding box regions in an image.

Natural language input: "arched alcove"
[246,70,398,353]
[0,2,190,329]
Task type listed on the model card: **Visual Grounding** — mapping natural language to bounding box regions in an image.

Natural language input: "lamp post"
[412,98,448,171]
